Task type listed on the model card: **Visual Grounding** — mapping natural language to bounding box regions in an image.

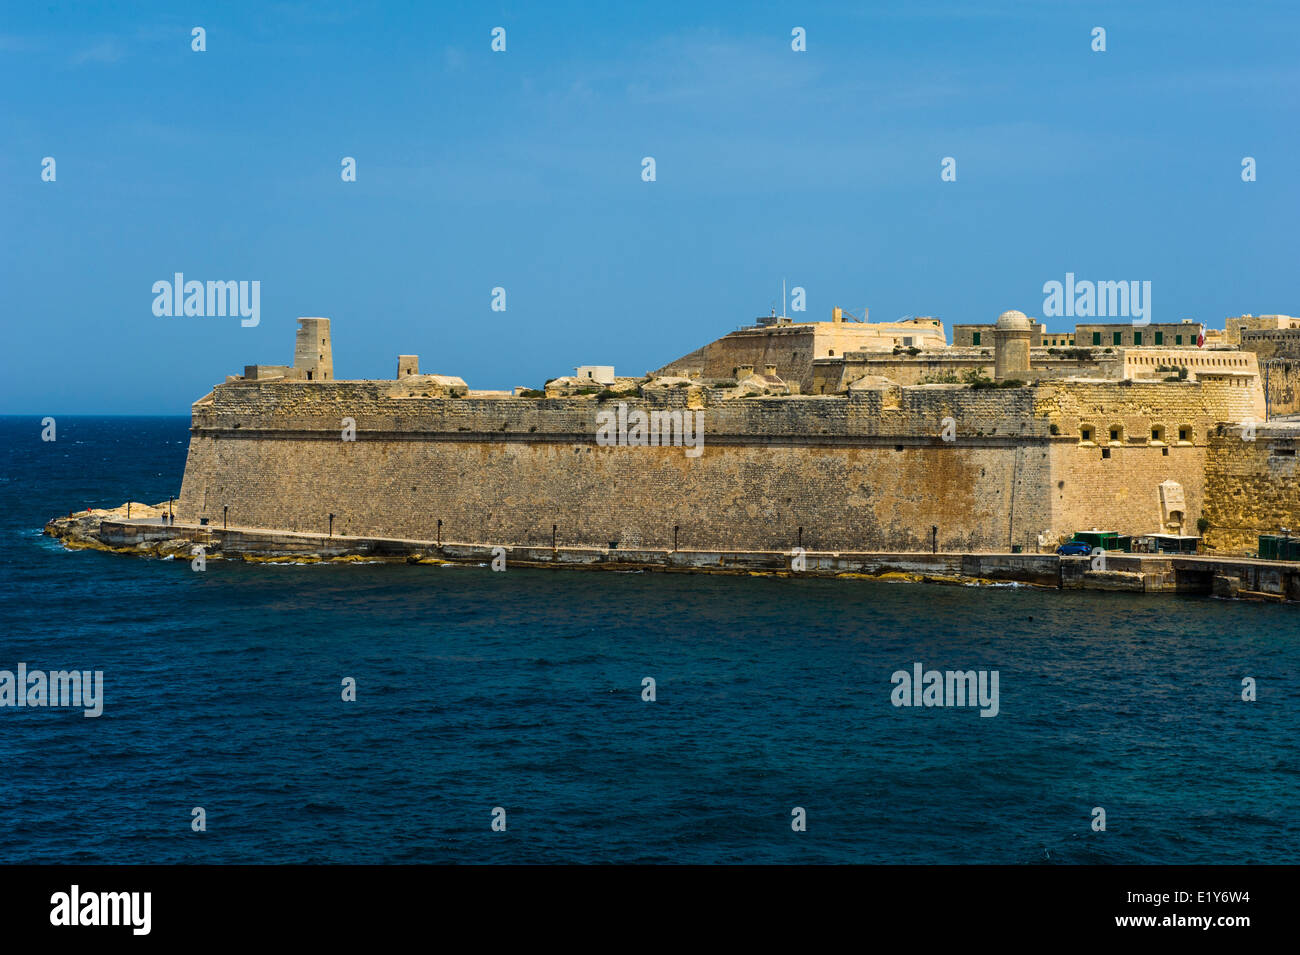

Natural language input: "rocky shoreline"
[43,502,1053,586]
[42,502,1300,601]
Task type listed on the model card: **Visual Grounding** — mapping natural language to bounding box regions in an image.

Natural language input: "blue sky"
[3,0,1298,412]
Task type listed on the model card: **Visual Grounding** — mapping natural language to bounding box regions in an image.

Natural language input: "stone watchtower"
[993,309,1032,381]
[294,317,333,381]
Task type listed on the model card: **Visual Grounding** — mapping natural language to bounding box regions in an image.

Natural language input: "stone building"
[237,317,335,382]
[1073,321,1204,349]
[174,307,1281,557]
[1226,314,1300,345]
[653,309,946,393]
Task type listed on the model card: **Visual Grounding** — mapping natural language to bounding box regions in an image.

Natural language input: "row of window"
[1078,424,1192,445]
[966,331,1196,347]
[1091,330,1191,346]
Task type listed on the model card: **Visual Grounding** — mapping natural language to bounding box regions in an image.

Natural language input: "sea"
[0,416,1296,864]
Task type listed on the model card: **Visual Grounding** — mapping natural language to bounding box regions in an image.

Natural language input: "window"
[972,331,981,345]
[1109,426,1122,444]
[1101,447,1111,459]
[1092,332,1101,345]
[1154,331,1163,345]
[1134,331,1142,345]
[1151,425,1166,444]
[1113,332,1122,345]
[1175,334,1182,345]
[1178,426,1191,444]
[1080,425,1095,444]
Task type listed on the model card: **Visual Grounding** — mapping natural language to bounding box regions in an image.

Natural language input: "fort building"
[1226,314,1300,345]
[239,317,336,383]
[653,309,947,394]
[953,319,1044,348]
[575,365,616,385]
[160,305,1286,560]
[1072,321,1205,349]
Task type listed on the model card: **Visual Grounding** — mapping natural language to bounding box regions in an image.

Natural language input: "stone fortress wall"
[1203,423,1300,554]
[176,373,1256,556]
[171,308,1282,558]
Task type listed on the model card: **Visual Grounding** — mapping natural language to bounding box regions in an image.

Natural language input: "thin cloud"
[71,38,127,65]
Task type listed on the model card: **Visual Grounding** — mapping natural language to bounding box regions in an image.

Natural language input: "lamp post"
[437,519,442,547]
[1265,359,1272,422]
[673,524,679,552]
[328,513,335,537]
[223,505,228,530]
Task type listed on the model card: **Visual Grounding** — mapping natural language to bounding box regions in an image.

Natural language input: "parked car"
[1057,541,1093,556]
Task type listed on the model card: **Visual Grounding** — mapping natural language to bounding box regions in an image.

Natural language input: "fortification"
[293,318,333,381]
[993,310,1032,380]
[1203,422,1300,553]
[170,311,1268,557]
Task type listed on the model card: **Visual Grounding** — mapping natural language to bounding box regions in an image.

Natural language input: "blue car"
[1057,541,1093,556]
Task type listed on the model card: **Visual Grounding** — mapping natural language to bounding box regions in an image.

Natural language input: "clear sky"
[3,0,1297,413]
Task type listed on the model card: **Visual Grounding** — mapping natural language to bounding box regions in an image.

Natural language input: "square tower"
[294,317,333,381]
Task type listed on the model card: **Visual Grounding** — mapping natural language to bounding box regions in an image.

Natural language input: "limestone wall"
[1203,425,1300,554]
[174,375,1260,556]
[1261,360,1300,417]
[178,381,1061,553]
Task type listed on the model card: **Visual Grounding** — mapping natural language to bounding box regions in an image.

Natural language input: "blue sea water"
[0,415,1296,864]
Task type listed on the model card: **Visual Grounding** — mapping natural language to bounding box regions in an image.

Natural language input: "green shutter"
[1092,332,1101,345]
[1155,331,1163,345]
[1113,332,1121,345]
[972,331,980,345]
[1134,331,1142,345]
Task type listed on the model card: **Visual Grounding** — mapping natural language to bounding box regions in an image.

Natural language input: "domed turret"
[993,310,1032,380]
[996,309,1031,331]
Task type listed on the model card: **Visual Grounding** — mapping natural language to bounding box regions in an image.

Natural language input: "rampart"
[174,375,1258,555]
[1203,423,1300,554]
